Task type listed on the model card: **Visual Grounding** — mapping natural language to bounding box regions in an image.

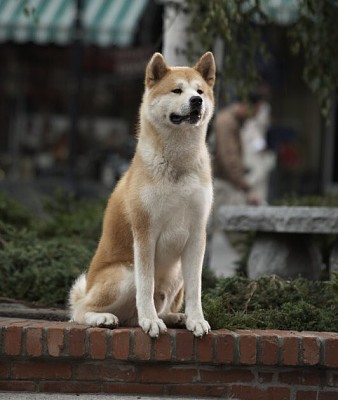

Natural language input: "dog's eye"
[172,88,182,94]
[197,89,203,95]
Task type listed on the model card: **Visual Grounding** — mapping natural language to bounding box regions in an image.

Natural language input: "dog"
[69,51,216,337]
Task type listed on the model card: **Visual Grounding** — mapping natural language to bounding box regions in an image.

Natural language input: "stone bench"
[217,206,338,279]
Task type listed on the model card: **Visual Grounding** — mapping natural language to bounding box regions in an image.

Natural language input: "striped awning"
[0,0,149,47]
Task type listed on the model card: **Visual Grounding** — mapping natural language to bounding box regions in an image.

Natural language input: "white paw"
[139,317,167,338]
[85,312,119,328]
[186,318,211,337]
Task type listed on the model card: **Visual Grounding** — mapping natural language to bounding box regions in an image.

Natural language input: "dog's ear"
[145,53,169,88]
[194,52,216,88]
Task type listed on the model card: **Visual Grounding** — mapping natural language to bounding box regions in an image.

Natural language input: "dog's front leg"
[181,231,210,337]
[134,235,167,337]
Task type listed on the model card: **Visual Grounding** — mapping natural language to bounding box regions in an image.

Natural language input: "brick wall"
[1,317,338,399]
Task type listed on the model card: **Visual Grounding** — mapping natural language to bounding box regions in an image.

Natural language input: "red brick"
[327,371,338,386]
[215,330,235,363]
[47,327,65,357]
[260,334,279,365]
[200,367,254,383]
[318,393,338,400]
[25,327,43,357]
[0,318,27,327]
[176,330,194,361]
[153,330,173,361]
[111,329,130,360]
[12,361,72,379]
[279,370,322,386]
[0,318,11,328]
[168,384,227,397]
[140,365,197,384]
[104,382,163,395]
[196,332,214,362]
[73,363,136,382]
[258,372,274,383]
[0,381,36,391]
[302,335,320,365]
[39,381,101,393]
[4,325,22,356]
[324,338,338,368]
[68,327,86,357]
[8,320,36,328]
[89,328,107,359]
[133,328,151,360]
[0,362,10,379]
[230,385,290,400]
[282,335,299,365]
[296,391,318,400]
[238,332,257,365]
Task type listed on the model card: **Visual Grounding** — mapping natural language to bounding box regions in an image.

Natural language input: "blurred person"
[213,96,264,208]
[209,96,264,277]
[241,89,276,203]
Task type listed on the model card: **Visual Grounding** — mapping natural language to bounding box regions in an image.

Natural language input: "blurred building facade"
[0,0,337,199]
[0,0,163,191]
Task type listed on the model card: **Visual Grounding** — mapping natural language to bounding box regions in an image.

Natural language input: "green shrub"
[0,221,91,305]
[202,275,338,331]
[0,191,104,306]
[0,193,33,228]
[38,190,105,241]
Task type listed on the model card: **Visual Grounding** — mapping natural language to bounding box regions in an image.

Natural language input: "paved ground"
[0,394,217,400]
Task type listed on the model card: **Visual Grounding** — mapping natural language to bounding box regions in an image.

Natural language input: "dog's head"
[142,52,216,131]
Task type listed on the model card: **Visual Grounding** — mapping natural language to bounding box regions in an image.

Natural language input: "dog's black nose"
[190,96,202,107]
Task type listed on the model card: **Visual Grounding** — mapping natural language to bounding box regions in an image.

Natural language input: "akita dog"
[69,52,216,337]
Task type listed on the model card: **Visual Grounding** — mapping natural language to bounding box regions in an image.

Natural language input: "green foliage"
[39,189,105,243]
[186,0,268,103]
[0,193,33,228]
[332,272,338,296]
[0,191,104,306]
[0,223,90,305]
[289,0,338,117]
[203,275,338,331]
[186,0,338,115]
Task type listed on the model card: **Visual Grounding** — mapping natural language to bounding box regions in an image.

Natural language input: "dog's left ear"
[145,53,169,88]
[194,52,216,88]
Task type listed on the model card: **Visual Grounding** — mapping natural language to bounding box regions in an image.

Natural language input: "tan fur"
[69,52,216,337]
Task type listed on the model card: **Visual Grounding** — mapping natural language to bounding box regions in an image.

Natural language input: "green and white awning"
[0,0,149,47]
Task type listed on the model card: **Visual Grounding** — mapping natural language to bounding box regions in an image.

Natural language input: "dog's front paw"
[85,312,119,328]
[139,317,167,338]
[186,318,211,337]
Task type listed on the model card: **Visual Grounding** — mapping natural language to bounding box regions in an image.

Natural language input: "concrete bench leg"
[330,239,338,279]
[247,233,322,280]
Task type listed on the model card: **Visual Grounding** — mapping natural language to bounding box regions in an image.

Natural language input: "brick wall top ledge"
[1,317,338,368]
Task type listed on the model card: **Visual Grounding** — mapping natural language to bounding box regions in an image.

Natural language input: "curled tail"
[68,273,87,322]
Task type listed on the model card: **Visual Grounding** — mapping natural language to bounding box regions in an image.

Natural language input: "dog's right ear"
[145,53,169,88]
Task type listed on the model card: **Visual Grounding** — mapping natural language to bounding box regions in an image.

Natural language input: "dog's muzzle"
[170,96,203,125]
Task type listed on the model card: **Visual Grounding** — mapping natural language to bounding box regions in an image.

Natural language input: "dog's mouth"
[169,109,202,125]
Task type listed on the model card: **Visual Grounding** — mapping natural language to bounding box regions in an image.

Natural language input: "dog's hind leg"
[70,264,135,328]
[84,311,119,328]
[157,286,186,327]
